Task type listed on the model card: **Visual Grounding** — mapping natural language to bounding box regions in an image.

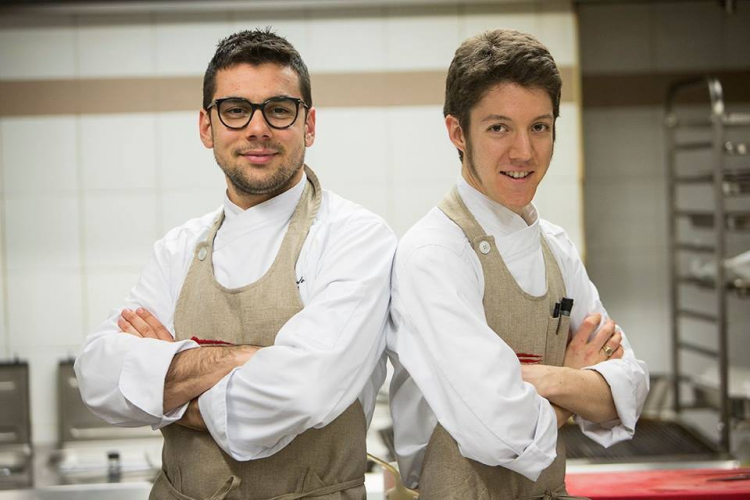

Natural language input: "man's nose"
[509,131,532,162]
[244,109,272,139]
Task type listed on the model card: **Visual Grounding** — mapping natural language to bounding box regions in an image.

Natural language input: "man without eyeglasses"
[75,29,396,500]
[387,29,649,499]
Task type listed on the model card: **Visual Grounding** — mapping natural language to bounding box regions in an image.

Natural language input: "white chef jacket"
[75,172,397,461]
[387,176,650,487]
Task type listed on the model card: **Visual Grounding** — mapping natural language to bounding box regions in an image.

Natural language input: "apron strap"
[268,477,365,500]
[207,475,241,500]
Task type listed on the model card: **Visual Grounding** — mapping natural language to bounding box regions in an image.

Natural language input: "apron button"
[197,247,208,261]
[478,240,491,254]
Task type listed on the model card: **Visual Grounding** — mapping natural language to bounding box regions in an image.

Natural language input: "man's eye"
[225,107,248,116]
[533,123,550,132]
[268,106,293,116]
[488,124,507,133]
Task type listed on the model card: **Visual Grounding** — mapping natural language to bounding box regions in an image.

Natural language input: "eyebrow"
[481,113,554,123]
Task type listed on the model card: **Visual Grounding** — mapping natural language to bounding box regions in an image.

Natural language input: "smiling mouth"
[501,171,532,179]
[238,150,278,164]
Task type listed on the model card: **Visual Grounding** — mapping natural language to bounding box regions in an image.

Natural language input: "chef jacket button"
[478,241,491,254]
[197,247,208,261]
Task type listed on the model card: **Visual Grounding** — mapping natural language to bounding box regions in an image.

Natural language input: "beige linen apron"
[150,167,367,500]
[418,187,573,500]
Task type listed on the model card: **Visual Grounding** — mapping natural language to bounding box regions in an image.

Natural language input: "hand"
[176,399,207,432]
[118,308,173,342]
[563,314,623,370]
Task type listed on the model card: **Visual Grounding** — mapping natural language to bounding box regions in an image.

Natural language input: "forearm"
[164,345,258,413]
[539,367,618,423]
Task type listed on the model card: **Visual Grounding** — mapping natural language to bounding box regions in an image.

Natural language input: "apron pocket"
[150,470,240,500]
[150,470,197,500]
[544,316,570,367]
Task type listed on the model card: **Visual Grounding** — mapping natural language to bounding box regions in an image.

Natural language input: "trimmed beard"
[215,137,306,199]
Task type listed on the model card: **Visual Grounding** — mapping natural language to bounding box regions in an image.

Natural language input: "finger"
[122,308,157,339]
[118,317,142,337]
[571,314,601,346]
[592,319,616,350]
[610,344,624,360]
[136,308,173,342]
[608,330,623,350]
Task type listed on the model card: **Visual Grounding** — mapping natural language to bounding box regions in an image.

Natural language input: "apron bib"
[419,187,571,500]
[150,167,367,500]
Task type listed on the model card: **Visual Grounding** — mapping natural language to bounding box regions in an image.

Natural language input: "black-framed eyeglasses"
[206,96,309,130]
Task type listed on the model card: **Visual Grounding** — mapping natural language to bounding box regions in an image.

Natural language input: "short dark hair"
[203,28,312,110]
[444,29,561,160]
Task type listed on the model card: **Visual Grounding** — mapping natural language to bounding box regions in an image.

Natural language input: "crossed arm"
[118,308,258,431]
[523,313,624,426]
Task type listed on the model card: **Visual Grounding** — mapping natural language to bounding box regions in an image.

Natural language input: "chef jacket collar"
[456,175,539,233]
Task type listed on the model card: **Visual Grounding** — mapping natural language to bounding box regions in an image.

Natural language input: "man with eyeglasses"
[75,29,396,500]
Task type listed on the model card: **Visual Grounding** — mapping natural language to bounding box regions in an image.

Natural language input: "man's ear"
[304,107,316,147]
[445,114,466,155]
[199,109,214,149]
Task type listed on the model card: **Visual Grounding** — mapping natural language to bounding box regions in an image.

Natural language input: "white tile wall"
[387,106,456,185]
[0,118,4,193]
[6,268,84,349]
[83,192,159,269]
[385,7,460,71]
[156,112,225,191]
[534,177,583,253]
[85,269,141,333]
[0,24,77,80]
[0,270,6,358]
[392,180,453,237]
[155,15,232,76]
[159,190,223,237]
[77,16,156,77]
[231,12,308,57]
[0,201,6,358]
[583,107,665,179]
[585,176,665,252]
[307,9,386,73]
[548,103,581,181]
[80,114,157,191]
[462,3,539,41]
[307,107,390,185]
[538,2,578,67]
[586,247,670,372]
[330,180,391,224]
[3,194,81,271]
[2,116,79,194]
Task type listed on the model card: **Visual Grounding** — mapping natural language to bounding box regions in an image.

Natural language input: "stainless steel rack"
[665,77,750,453]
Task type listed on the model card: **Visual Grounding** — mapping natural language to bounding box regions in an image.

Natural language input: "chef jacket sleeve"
[74,229,199,428]
[198,215,397,460]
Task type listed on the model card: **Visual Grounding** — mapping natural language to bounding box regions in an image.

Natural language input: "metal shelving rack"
[665,77,750,453]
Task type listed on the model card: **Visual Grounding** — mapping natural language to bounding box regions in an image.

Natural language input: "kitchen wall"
[0,1,582,445]
[578,0,750,424]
